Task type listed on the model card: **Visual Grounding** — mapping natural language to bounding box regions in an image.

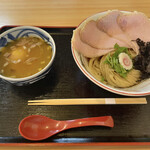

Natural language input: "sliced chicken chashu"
[117,11,150,43]
[80,20,129,49]
[97,10,139,54]
[72,28,114,58]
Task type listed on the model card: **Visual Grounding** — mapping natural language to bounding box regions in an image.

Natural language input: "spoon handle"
[63,116,114,130]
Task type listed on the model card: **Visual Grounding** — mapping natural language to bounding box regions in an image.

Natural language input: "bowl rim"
[0,26,56,82]
[71,10,150,96]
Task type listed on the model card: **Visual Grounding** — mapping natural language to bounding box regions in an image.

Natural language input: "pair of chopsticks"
[28,98,147,105]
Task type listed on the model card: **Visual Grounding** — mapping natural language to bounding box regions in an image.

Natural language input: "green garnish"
[104,44,130,78]
[101,76,105,82]
[113,44,128,57]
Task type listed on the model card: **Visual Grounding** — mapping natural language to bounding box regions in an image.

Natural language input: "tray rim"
[0,25,77,31]
[1,142,150,146]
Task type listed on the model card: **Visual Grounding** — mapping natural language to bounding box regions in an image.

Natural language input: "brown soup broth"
[0,37,52,78]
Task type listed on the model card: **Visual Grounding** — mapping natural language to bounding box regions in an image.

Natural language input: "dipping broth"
[0,37,52,78]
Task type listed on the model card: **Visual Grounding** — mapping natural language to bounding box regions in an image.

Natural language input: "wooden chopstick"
[28,98,147,105]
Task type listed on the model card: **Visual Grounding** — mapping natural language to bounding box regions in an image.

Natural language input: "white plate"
[71,10,150,96]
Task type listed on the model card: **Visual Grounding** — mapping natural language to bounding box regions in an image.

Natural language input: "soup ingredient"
[104,44,132,78]
[9,47,27,62]
[0,37,52,78]
[133,38,150,79]
[97,10,139,53]
[72,29,114,58]
[81,48,140,88]
[100,53,140,88]
[118,11,150,42]
[80,20,127,49]
[81,55,103,82]
[119,53,132,70]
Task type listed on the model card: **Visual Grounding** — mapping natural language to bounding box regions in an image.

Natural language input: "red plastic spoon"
[19,115,114,141]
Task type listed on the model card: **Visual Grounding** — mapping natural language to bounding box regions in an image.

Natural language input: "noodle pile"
[81,51,141,88]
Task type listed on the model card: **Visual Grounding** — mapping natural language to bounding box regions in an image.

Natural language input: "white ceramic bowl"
[71,10,150,96]
[0,26,56,86]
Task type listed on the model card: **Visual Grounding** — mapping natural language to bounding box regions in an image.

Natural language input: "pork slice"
[118,11,150,42]
[97,10,139,54]
[80,20,128,49]
[72,28,114,58]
